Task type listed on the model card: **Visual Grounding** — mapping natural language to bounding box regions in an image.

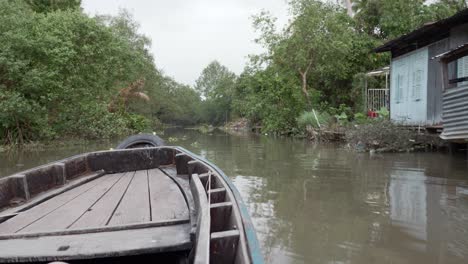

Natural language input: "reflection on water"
[1,129,468,264]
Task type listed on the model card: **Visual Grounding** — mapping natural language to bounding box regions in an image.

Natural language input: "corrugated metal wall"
[427,39,449,125]
[441,85,468,140]
[450,24,468,48]
[441,25,468,140]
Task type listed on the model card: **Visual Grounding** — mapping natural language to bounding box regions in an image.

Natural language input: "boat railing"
[174,148,252,264]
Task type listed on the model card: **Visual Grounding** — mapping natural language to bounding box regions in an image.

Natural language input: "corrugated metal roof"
[366,66,390,76]
[432,43,468,62]
[375,8,468,54]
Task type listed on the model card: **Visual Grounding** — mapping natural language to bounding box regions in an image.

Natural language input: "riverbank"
[0,137,120,153]
[0,120,455,155]
[223,118,451,153]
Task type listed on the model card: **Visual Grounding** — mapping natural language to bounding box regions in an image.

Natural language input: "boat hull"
[0,146,263,264]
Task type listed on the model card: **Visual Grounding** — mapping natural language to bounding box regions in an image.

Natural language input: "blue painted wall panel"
[390,47,428,124]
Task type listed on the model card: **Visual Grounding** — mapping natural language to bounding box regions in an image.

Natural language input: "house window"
[457,55,468,87]
[412,70,422,101]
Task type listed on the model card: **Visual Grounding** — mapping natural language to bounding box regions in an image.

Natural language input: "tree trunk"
[299,71,312,110]
[344,0,354,17]
[15,117,24,145]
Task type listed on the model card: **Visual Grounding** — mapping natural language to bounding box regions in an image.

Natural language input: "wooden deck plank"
[0,174,113,234]
[159,167,197,239]
[148,169,189,221]
[19,173,126,233]
[108,170,150,225]
[69,172,135,229]
[0,223,192,262]
[0,171,104,216]
[159,166,177,177]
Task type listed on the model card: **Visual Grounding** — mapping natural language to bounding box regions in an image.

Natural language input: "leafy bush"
[55,102,131,139]
[0,90,54,144]
[334,112,348,126]
[297,110,332,129]
[328,104,352,118]
[353,112,369,124]
[377,107,390,119]
[125,114,151,132]
[0,2,168,144]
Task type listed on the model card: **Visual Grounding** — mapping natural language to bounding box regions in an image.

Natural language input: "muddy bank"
[296,119,452,153]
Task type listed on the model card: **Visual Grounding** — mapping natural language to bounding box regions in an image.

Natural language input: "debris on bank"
[223,118,250,131]
[186,124,216,134]
[345,119,446,153]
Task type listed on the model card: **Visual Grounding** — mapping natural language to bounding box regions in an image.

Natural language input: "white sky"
[82,0,290,85]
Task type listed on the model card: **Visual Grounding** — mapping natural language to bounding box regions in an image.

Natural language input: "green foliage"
[252,0,377,109]
[125,113,151,132]
[328,104,352,119]
[195,61,237,125]
[297,111,332,129]
[234,0,387,133]
[233,65,306,133]
[155,77,203,126]
[334,112,349,126]
[2,0,463,144]
[26,0,81,13]
[351,73,367,112]
[229,0,458,134]
[0,1,196,144]
[55,102,132,139]
[353,112,369,124]
[353,0,462,39]
[376,107,390,119]
[0,89,53,144]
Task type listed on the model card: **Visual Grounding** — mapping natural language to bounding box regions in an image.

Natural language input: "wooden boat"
[0,135,263,264]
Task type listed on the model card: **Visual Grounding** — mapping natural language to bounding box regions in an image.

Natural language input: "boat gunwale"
[190,173,210,264]
[173,146,264,264]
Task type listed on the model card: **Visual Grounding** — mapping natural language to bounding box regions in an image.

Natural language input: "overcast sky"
[82,0,290,85]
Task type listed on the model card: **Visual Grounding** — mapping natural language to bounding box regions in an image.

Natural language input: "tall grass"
[297,111,331,129]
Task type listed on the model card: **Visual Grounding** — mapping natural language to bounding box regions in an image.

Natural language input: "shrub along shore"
[224,109,447,153]
[2,0,464,147]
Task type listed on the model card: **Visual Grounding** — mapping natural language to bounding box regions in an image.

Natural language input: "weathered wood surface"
[0,224,192,263]
[148,169,189,221]
[70,171,135,228]
[20,172,125,233]
[210,202,233,232]
[0,174,113,234]
[208,187,226,204]
[107,170,150,225]
[159,167,198,239]
[159,165,177,178]
[191,174,210,264]
[0,171,104,216]
[0,219,189,240]
[210,230,240,264]
[0,168,190,233]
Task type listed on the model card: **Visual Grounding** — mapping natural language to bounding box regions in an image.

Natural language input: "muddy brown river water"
[1,128,468,264]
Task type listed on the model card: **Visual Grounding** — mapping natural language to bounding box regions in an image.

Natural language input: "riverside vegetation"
[0,0,204,145]
[1,0,465,148]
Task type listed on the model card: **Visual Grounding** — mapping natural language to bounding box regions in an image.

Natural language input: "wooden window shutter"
[412,70,422,101]
[395,74,404,103]
[457,56,468,87]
